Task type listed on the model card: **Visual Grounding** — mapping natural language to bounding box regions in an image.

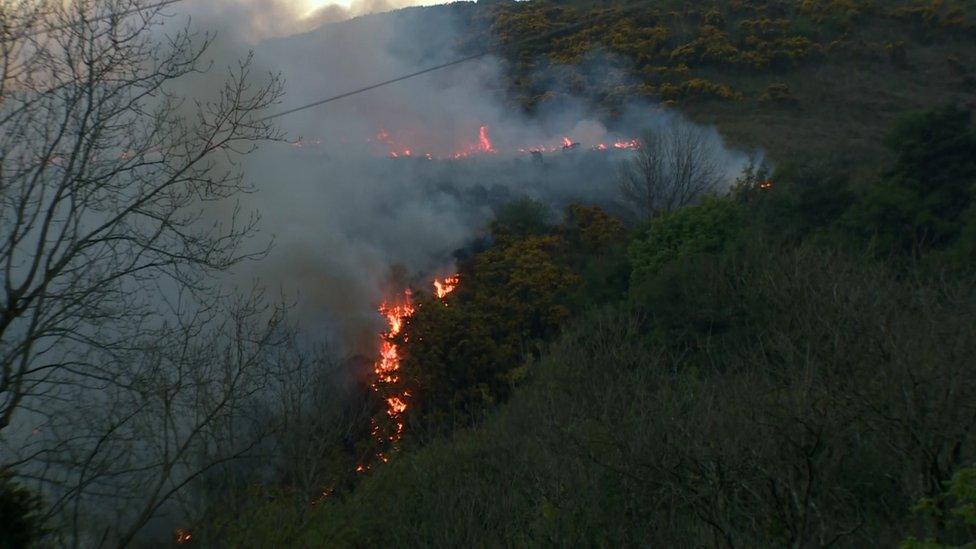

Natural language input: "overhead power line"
[256,14,616,123]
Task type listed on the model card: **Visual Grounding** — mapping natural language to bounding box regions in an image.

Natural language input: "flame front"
[360,274,460,472]
[298,123,641,159]
[434,274,460,298]
[478,125,495,153]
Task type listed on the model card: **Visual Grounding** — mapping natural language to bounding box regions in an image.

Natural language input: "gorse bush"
[265,243,975,546]
[225,102,976,546]
[628,196,743,293]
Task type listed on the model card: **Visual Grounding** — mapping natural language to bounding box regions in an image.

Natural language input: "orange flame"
[478,125,495,153]
[175,529,193,545]
[434,274,460,298]
[360,273,461,472]
[613,138,641,150]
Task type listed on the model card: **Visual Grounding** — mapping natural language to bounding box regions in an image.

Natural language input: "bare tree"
[14,289,296,546]
[618,122,727,220]
[0,0,282,435]
[0,0,291,543]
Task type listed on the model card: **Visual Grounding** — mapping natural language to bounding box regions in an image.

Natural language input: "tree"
[628,196,743,295]
[0,1,288,543]
[844,106,976,257]
[0,471,46,547]
[618,121,727,220]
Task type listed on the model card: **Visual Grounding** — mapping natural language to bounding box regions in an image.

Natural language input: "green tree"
[845,106,976,256]
[0,473,45,548]
[395,234,580,434]
[628,196,744,296]
[903,464,976,548]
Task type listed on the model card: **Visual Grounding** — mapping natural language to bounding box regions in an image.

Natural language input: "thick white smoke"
[180,0,462,41]
[168,2,751,353]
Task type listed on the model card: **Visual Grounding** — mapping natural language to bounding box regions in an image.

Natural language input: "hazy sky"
[177,0,463,41]
[299,0,455,18]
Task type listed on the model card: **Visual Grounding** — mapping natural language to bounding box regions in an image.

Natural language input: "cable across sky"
[255,14,621,123]
[17,1,624,124]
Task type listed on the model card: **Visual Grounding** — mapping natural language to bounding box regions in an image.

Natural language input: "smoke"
[178,0,462,41]
[168,2,752,354]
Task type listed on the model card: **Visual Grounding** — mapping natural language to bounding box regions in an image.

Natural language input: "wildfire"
[292,124,641,159]
[373,298,414,385]
[478,125,495,153]
[175,529,193,545]
[433,274,460,298]
[361,274,460,471]
[612,138,641,150]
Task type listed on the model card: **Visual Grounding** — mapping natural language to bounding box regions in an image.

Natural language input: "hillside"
[198,1,976,546]
[212,0,976,547]
[215,103,976,547]
[188,2,976,547]
[7,1,976,545]
[464,0,976,166]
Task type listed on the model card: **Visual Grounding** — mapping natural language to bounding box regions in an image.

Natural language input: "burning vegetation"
[360,274,461,471]
[308,124,641,160]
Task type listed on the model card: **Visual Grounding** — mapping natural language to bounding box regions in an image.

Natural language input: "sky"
[152,0,467,50]
[299,0,452,18]
[217,0,462,39]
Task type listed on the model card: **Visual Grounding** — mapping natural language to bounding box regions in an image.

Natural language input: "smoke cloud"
[179,0,461,41]
[169,2,751,354]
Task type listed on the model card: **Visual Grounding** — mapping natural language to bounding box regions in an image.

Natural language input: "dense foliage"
[217,104,976,547]
[0,473,45,548]
[188,1,976,544]
[459,0,976,163]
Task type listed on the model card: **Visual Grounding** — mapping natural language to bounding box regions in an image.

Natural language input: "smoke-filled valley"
[229,6,749,351]
[3,1,976,547]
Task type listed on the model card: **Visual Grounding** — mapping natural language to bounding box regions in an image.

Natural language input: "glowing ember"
[290,125,641,159]
[175,529,193,545]
[613,138,641,150]
[373,298,414,385]
[478,125,495,153]
[361,273,461,471]
[434,274,460,298]
[386,396,408,416]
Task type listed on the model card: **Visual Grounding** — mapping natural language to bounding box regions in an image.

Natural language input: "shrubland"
[206,103,976,547]
[5,1,976,546]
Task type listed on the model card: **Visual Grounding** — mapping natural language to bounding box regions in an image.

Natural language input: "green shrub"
[0,473,46,548]
[843,105,976,257]
[902,464,976,548]
[628,196,744,297]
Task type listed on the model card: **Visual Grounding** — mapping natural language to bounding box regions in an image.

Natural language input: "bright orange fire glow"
[301,124,641,159]
[360,273,460,471]
[478,125,495,153]
[433,274,460,298]
[175,529,193,545]
[613,138,641,150]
